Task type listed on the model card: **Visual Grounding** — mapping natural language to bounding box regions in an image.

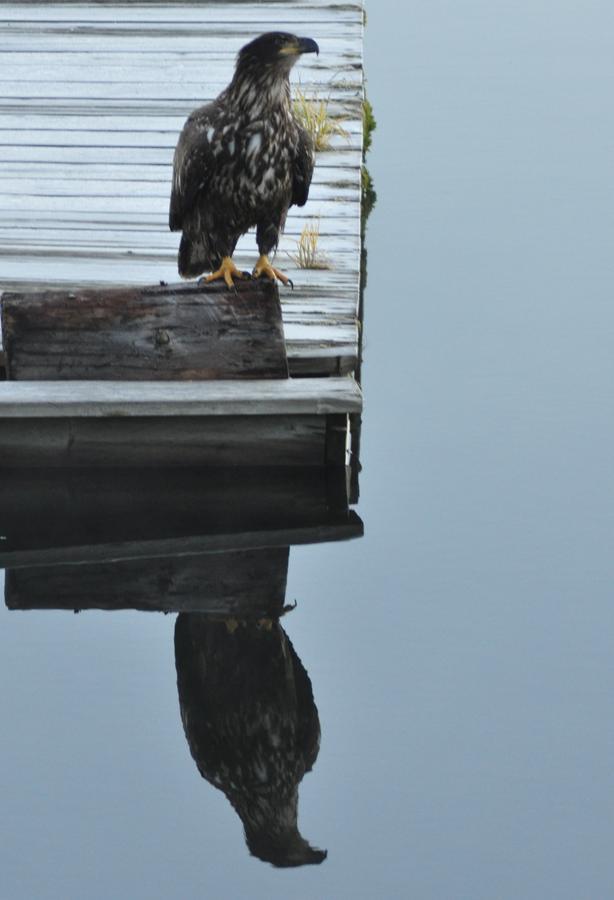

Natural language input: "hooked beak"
[297,37,319,55]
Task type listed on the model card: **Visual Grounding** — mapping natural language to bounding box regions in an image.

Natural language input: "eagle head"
[246,825,328,869]
[237,32,319,75]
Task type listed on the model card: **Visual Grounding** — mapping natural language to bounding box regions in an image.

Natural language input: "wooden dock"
[0,0,366,466]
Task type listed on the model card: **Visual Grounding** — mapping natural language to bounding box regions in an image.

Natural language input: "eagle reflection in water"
[175,614,327,867]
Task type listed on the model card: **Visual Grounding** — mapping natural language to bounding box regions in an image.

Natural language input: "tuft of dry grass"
[289,220,331,270]
[292,88,349,151]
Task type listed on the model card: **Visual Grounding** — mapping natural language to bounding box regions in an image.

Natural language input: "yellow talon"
[253,254,293,287]
[225,618,239,634]
[204,256,245,289]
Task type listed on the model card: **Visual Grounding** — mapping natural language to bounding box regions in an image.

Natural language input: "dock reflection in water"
[1,466,362,868]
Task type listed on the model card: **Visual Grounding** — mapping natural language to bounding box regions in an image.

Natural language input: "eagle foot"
[203,256,246,290]
[253,255,294,288]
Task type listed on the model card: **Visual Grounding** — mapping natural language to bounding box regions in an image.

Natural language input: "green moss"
[361,164,377,226]
[360,90,377,230]
[362,96,376,157]
[360,93,376,230]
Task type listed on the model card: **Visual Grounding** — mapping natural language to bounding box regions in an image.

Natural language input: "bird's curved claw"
[253,254,293,288]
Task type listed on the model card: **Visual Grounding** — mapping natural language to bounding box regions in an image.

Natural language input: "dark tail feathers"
[178,234,212,278]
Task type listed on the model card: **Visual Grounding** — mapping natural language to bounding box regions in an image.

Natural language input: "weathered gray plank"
[2,279,289,381]
[1,1,361,12]
[0,119,361,142]
[0,375,362,416]
[0,3,362,20]
[0,224,360,262]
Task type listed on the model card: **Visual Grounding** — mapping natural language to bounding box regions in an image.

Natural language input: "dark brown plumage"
[169,32,318,286]
[175,614,327,867]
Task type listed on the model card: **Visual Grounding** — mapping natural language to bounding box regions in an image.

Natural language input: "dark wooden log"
[5,548,290,616]
[1,279,288,380]
[0,466,363,569]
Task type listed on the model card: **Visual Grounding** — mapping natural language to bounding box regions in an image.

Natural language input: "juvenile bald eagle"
[169,32,318,287]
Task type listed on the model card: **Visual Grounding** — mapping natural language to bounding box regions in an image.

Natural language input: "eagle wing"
[291,127,315,208]
[169,105,217,232]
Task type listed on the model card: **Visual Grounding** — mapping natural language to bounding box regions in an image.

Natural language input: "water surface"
[2,1,614,898]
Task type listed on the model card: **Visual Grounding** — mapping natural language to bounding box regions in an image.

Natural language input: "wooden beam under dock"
[0,377,361,467]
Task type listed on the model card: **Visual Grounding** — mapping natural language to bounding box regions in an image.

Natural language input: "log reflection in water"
[175,614,327,867]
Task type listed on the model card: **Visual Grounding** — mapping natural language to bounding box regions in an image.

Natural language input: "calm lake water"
[2,1,614,898]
